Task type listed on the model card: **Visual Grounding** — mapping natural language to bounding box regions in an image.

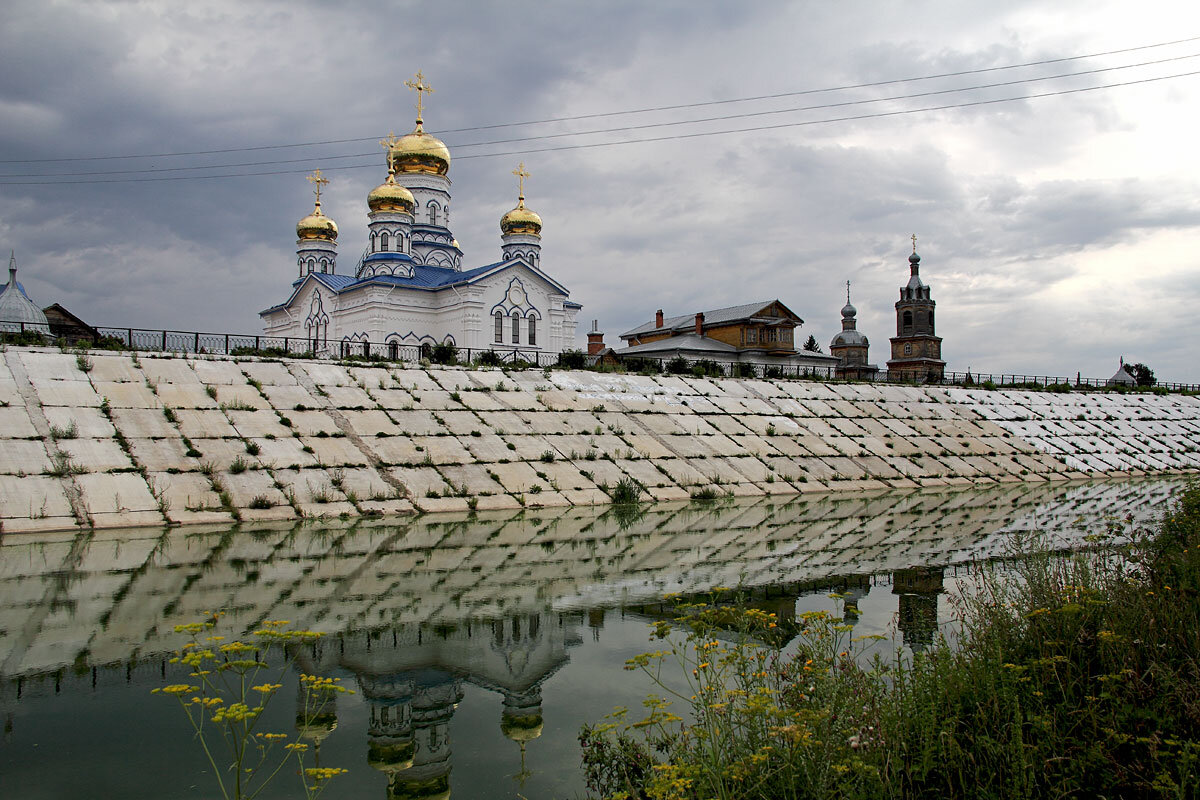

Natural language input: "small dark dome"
[909,251,921,265]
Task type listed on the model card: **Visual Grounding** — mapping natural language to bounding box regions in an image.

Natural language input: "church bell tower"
[886,235,945,382]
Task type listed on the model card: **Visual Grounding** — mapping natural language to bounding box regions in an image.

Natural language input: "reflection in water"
[0,478,1184,797]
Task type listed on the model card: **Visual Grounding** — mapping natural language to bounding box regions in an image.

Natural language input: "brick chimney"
[655,309,664,328]
[694,312,704,335]
[586,319,605,355]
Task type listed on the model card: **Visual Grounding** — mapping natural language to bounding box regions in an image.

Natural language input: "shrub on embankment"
[581,484,1200,799]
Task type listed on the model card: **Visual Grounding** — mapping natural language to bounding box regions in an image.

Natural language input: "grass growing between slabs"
[581,484,1200,799]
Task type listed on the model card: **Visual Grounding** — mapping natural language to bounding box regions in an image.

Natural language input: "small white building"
[261,76,580,360]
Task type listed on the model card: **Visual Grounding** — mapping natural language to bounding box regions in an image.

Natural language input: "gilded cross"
[911,233,918,253]
[404,71,434,124]
[306,169,330,205]
[379,132,400,174]
[512,162,531,200]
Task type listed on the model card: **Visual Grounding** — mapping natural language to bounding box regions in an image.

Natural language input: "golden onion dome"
[389,124,451,177]
[296,202,338,241]
[368,173,416,214]
[500,199,542,237]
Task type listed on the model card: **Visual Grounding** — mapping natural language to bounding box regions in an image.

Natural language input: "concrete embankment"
[0,346,1197,533]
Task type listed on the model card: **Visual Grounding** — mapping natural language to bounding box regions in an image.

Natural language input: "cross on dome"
[513,162,531,201]
[306,169,330,207]
[404,71,434,128]
[379,132,401,174]
[911,233,918,253]
[846,279,852,304]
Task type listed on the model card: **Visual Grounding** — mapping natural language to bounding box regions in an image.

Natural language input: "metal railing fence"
[3,318,1197,391]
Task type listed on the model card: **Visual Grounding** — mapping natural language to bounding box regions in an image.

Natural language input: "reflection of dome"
[500,199,542,237]
[368,174,416,214]
[390,774,450,800]
[368,739,416,773]
[296,712,338,740]
[500,713,543,743]
[297,204,338,241]
[389,126,451,177]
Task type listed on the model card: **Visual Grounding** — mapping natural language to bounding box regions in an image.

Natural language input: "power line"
[2,68,1196,186]
[3,51,1196,180]
[1,33,1198,165]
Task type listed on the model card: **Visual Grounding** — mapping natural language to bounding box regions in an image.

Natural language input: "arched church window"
[398,234,406,253]
[928,310,935,333]
[528,317,537,346]
[370,232,376,253]
[494,311,503,343]
[511,313,520,344]
[902,310,913,332]
[380,232,390,251]
[307,259,315,274]
[428,202,438,226]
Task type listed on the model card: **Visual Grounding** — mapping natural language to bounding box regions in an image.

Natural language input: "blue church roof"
[0,281,31,299]
[263,259,571,316]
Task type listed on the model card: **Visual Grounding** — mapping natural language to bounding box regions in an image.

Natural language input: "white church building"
[261,74,581,360]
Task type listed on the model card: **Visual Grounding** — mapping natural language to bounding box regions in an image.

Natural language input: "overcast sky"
[3,1,1199,381]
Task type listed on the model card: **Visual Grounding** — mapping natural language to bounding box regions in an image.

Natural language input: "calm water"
[0,478,1186,799]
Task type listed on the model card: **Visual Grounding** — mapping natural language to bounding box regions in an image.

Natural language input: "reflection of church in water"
[293,611,580,799]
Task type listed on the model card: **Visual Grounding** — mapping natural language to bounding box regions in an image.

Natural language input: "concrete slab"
[128,437,198,472]
[622,433,675,459]
[342,410,403,437]
[189,438,260,471]
[86,355,142,383]
[109,407,177,439]
[211,384,271,411]
[242,361,297,385]
[91,381,160,409]
[175,409,239,439]
[154,383,219,409]
[262,384,321,409]
[0,440,53,475]
[33,379,101,407]
[147,471,227,515]
[498,434,560,461]
[389,466,454,498]
[324,385,375,409]
[227,410,292,439]
[20,352,86,381]
[0,474,74,520]
[389,410,448,436]
[457,391,507,411]
[299,362,355,386]
[409,436,472,465]
[250,437,318,469]
[77,472,159,514]
[221,469,293,513]
[56,438,133,472]
[138,357,200,384]
[191,359,246,385]
[370,436,423,466]
[286,410,342,436]
[439,463,506,495]
[329,466,398,501]
[302,436,370,467]
[490,461,548,493]
[43,407,115,438]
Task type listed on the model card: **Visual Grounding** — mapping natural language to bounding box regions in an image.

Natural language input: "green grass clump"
[583,483,1200,800]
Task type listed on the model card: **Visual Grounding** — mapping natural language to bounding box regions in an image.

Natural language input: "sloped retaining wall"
[0,346,1197,533]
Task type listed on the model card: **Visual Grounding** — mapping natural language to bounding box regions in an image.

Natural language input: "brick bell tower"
[887,235,945,382]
